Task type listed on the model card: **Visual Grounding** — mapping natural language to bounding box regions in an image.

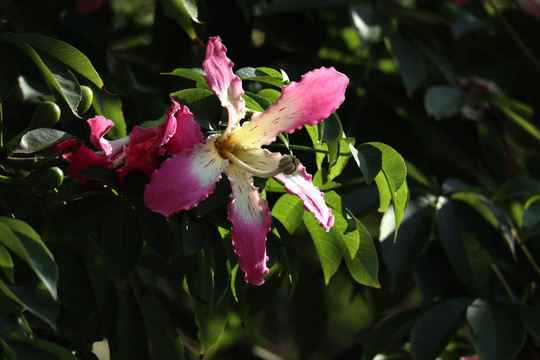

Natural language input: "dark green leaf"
[493,177,540,200]
[0,43,18,102]
[380,195,437,290]
[349,4,394,50]
[5,333,79,360]
[354,143,382,184]
[9,282,59,330]
[425,86,468,119]
[0,243,14,283]
[102,201,143,286]
[47,195,114,242]
[389,33,425,95]
[504,302,540,343]
[236,67,284,88]
[0,217,58,300]
[132,281,185,360]
[92,92,127,139]
[162,68,207,88]
[411,297,472,360]
[13,128,74,154]
[436,198,492,295]
[78,165,121,190]
[522,195,540,240]
[467,299,526,360]
[14,33,105,89]
[158,0,198,40]
[170,88,222,130]
[135,206,174,261]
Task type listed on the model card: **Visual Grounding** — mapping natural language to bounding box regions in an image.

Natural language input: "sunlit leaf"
[272,194,304,234]
[349,4,394,50]
[162,68,208,89]
[522,195,540,240]
[236,67,284,88]
[170,88,222,130]
[92,92,127,139]
[158,0,198,40]
[0,243,14,283]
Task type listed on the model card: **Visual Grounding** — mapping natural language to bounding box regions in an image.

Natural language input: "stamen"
[222,150,283,178]
[279,155,300,175]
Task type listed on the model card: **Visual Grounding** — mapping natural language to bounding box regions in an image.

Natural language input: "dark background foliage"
[1,0,540,359]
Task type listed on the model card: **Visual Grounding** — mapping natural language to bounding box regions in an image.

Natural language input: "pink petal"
[164,100,204,155]
[116,126,163,182]
[229,67,349,148]
[68,145,110,182]
[202,37,245,129]
[226,165,272,285]
[144,137,228,217]
[275,164,334,231]
[87,116,116,156]
[455,0,469,6]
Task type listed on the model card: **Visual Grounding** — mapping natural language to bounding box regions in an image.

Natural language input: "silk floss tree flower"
[144,36,349,285]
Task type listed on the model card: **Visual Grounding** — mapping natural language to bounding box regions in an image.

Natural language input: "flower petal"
[202,37,245,129]
[87,116,115,155]
[226,164,272,285]
[234,148,282,175]
[275,164,334,231]
[164,100,204,155]
[144,136,228,217]
[229,67,349,148]
[68,145,110,182]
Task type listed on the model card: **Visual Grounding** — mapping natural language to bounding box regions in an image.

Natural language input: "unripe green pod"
[26,167,64,191]
[78,85,94,115]
[29,101,61,129]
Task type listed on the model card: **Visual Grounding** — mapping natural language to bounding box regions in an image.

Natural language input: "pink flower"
[57,105,189,183]
[144,36,349,285]
[77,0,105,13]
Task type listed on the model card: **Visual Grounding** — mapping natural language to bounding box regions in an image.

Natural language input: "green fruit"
[27,167,64,191]
[78,85,94,115]
[29,101,61,129]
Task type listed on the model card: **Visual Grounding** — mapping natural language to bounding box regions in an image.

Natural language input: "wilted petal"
[164,100,204,155]
[226,164,272,285]
[230,67,349,148]
[144,137,228,217]
[202,37,245,128]
[275,164,334,231]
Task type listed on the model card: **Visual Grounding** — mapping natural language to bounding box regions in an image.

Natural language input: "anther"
[278,155,300,175]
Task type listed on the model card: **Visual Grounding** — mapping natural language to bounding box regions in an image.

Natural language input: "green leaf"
[78,165,121,190]
[47,195,115,242]
[1,33,82,117]
[467,299,526,360]
[361,306,427,360]
[303,208,342,285]
[425,86,468,119]
[181,212,209,257]
[14,33,105,89]
[170,88,222,130]
[158,0,198,40]
[349,4,394,50]
[12,128,75,154]
[0,243,14,283]
[235,67,284,88]
[135,206,174,261]
[436,198,492,295]
[388,33,425,96]
[354,143,382,184]
[105,287,150,360]
[522,195,540,240]
[102,201,143,286]
[493,177,540,200]
[380,195,437,290]
[132,281,185,360]
[272,194,305,234]
[162,68,208,89]
[272,219,300,294]
[243,93,266,112]
[410,297,472,360]
[452,192,515,255]
[504,302,540,343]
[0,217,58,300]
[92,92,127,139]
[5,334,79,360]
[413,37,456,84]
[9,282,59,330]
